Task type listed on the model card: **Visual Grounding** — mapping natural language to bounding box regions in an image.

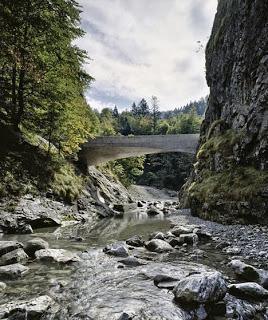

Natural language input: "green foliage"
[138,153,194,190]
[99,156,145,187]
[166,108,202,134]
[0,0,96,156]
[188,166,268,202]
[50,161,84,203]
[197,129,240,161]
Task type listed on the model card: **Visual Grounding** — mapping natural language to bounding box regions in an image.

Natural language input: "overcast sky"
[76,0,218,111]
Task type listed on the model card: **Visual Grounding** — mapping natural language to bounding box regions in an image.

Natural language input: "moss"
[197,129,240,160]
[206,119,225,139]
[188,166,268,203]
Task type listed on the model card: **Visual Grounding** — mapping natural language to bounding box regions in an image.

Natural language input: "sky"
[76,0,218,111]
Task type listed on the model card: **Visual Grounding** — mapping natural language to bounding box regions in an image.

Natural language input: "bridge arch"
[79,134,199,166]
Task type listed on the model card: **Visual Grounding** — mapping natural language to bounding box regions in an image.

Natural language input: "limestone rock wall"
[181,0,268,224]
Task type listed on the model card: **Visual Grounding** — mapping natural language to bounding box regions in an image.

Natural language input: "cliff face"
[181,0,268,224]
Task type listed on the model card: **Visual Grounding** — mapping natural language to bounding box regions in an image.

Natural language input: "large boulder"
[228,282,268,300]
[0,295,57,319]
[179,233,199,245]
[171,226,195,237]
[167,237,184,248]
[228,260,268,288]
[173,271,227,304]
[0,241,23,256]
[24,238,49,257]
[145,239,173,253]
[103,243,129,257]
[35,249,81,264]
[126,235,144,247]
[0,248,28,266]
[146,206,162,216]
[0,263,29,280]
[148,232,165,241]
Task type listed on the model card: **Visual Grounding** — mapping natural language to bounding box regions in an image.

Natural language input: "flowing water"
[1,199,232,320]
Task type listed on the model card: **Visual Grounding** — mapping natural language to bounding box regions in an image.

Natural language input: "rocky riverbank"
[0,192,268,319]
[0,166,134,235]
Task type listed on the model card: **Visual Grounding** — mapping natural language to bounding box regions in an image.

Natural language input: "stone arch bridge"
[80,134,199,166]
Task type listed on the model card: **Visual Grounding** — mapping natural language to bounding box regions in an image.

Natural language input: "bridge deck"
[80,134,199,165]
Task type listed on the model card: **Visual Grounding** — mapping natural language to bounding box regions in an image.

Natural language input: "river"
[1,186,267,319]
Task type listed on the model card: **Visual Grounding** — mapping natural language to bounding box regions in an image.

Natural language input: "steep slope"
[181,0,268,224]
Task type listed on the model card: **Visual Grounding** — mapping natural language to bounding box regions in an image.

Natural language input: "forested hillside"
[0,0,102,201]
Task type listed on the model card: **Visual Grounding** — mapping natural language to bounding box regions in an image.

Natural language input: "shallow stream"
[1,200,235,320]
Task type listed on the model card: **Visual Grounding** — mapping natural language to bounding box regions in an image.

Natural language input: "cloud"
[77,0,218,111]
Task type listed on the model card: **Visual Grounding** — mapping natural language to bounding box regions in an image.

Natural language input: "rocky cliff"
[181,0,268,224]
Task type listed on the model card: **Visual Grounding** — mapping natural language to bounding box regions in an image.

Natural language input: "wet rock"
[0,248,29,266]
[173,271,227,304]
[228,282,268,300]
[117,256,145,267]
[179,233,198,245]
[209,301,227,317]
[162,207,170,215]
[103,243,129,257]
[196,305,207,320]
[146,206,162,216]
[0,282,6,296]
[24,238,49,257]
[153,274,179,290]
[224,246,242,255]
[0,241,23,256]
[126,235,144,247]
[69,236,85,242]
[19,224,33,234]
[215,241,230,250]
[0,295,57,319]
[113,204,125,212]
[145,239,173,253]
[148,232,165,240]
[28,217,61,229]
[228,259,268,288]
[0,263,29,280]
[137,201,143,208]
[194,229,212,241]
[118,313,132,320]
[35,249,81,264]
[171,226,194,237]
[168,237,184,248]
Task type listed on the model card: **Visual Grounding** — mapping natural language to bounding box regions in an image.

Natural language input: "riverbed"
[0,186,268,319]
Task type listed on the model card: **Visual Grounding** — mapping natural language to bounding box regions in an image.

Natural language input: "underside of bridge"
[79,134,199,166]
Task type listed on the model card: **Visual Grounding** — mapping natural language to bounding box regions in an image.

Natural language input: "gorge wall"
[181,0,268,224]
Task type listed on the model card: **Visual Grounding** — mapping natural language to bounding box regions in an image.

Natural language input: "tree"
[151,96,160,134]
[118,113,133,136]
[0,0,94,155]
[112,106,119,118]
[137,99,150,117]
[131,102,138,116]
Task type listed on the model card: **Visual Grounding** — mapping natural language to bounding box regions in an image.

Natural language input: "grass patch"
[50,161,84,203]
[189,166,268,202]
